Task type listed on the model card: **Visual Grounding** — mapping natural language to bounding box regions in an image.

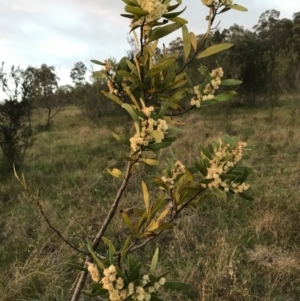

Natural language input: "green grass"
[1,99,300,301]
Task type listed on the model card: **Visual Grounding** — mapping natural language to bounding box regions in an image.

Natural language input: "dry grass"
[1,98,300,300]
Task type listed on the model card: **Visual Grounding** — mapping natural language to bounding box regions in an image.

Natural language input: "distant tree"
[70,62,87,86]
[33,64,65,128]
[0,63,33,174]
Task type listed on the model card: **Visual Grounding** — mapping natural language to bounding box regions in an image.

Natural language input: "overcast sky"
[1,0,299,85]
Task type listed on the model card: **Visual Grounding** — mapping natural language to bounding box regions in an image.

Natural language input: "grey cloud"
[0,0,298,85]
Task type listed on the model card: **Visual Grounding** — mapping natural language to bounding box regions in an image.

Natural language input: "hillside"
[1,98,300,301]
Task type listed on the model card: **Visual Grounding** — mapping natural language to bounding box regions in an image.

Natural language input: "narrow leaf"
[106,168,124,178]
[197,43,234,59]
[147,23,182,43]
[189,31,197,51]
[229,4,248,12]
[67,263,88,272]
[142,181,150,215]
[121,237,131,259]
[164,281,193,290]
[121,211,133,230]
[220,79,242,86]
[150,248,159,274]
[214,91,237,101]
[91,59,106,66]
[101,90,123,105]
[182,25,191,60]
[238,192,254,201]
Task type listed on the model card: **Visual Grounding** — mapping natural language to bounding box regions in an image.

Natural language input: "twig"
[13,166,88,256]
[126,187,204,254]
[176,7,216,76]
[71,159,138,301]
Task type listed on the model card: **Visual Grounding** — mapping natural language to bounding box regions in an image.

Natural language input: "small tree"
[0,63,33,174]
[70,61,87,86]
[15,1,253,301]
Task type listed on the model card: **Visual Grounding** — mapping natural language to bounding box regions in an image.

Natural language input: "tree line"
[0,9,299,175]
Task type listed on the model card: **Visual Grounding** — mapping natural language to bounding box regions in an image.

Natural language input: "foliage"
[0,64,33,174]
[14,1,254,301]
[70,61,87,86]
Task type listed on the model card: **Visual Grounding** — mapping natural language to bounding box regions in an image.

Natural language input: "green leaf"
[195,161,207,176]
[121,237,131,259]
[190,31,197,51]
[150,195,168,219]
[121,211,133,230]
[168,16,188,24]
[128,255,138,272]
[156,102,169,119]
[127,263,142,283]
[122,103,140,123]
[126,59,139,76]
[142,181,150,215]
[122,0,137,5]
[154,222,174,232]
[141,158,160,166]
[101,90,123,106]
[214,91,237,101]
[150,247,159,274]
[147,23,183,43]
[197,43,234,59]
[91,59,106,66]
[182,25,191,60]
[117,70,147,89]
[92,288,108,296]
[220,79,242,86]
[67,263,88,272]
[87,242,105,270]
[212,187,227,199]
[229,4,248,12]
[150,130,164,142]
[124,5,148,16]
[199,145,213,160]
[239,167,252,183]
[147,142,172,150]
[150,295,166,301]
[147,57,176,78]
[153,177,168,190]
[102,237,117,253]
[120,13,135,19]
[108,243,115,264]
[164,281,193,290]
[217,6,231,14]
[112,133,130,146]
[148,274,158,285]
[238,192,254,201]
[106,168,124,178]
[163,6,186,18]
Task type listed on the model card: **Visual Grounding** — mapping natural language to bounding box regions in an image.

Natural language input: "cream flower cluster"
[87,264,166,301]
[161,160,186,189]
[87,262,100,282]
[102,60,118,95]
[130,106,168,153]
[202,0,233,6]
[202,141,249,194]
[190,67,224,107]
[139,0,168,23]
[221,0,233,5]
[190,85,202,108]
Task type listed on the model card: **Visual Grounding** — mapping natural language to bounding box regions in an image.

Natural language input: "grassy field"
[1,97,300,301]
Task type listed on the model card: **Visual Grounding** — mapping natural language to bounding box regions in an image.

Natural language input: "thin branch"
[127,188,204,254]
[71,159,138,301]
[164,106,195,117]
[13,167,89,256]
[176,7,216,76]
